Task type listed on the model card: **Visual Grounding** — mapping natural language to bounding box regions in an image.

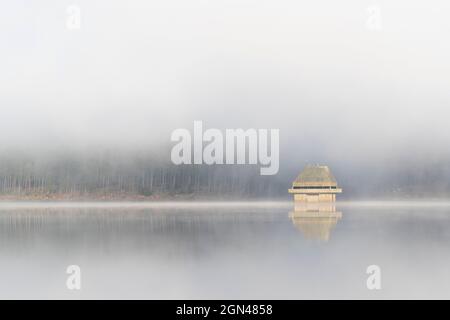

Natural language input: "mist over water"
[2,0,450,303]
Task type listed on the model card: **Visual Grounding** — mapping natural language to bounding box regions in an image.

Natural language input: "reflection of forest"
[289,202,342,242]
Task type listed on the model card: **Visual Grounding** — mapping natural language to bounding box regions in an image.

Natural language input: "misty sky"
[1,0,450,168]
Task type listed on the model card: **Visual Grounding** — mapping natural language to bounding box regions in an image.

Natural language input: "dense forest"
[0,148,449,200]
[0,149,284,200]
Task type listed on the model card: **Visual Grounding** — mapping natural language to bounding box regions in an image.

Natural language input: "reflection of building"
[289,203,342,242]
[288,165,342,202]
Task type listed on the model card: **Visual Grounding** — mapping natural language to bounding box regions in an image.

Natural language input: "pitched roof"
[293,165,338,187]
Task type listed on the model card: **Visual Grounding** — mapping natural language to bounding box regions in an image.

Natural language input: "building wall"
[294,193,335,202]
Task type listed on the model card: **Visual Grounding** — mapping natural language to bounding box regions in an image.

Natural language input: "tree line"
[0,150,283,199]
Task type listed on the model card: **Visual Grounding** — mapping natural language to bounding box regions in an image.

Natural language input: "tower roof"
[293,165,338,187]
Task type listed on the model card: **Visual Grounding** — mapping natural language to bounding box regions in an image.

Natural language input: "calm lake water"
[0,201,449,299]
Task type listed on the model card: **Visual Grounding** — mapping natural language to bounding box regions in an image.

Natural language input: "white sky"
[1,0,450,164]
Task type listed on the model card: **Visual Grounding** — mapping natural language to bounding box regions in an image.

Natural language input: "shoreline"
[0,199,450,209]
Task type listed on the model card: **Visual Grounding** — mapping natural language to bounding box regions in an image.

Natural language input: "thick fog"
[1,1,450,198]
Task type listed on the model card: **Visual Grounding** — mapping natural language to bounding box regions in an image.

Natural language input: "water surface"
[0,201,449,299]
